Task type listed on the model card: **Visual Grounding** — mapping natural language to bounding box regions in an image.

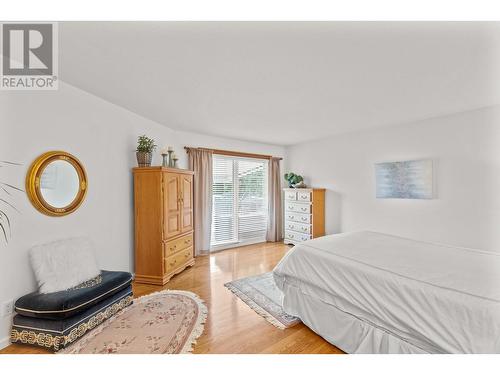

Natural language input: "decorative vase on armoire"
[133,166,195,285]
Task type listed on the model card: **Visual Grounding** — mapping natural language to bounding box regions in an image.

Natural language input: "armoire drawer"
[285,222,311,234]
[285,202,311,214]
[284,190,297,201]
[285,212,311,224]
[297,191,312,202]
[164,233,193,257]
[284,230,311,242]
[165,246,193,273]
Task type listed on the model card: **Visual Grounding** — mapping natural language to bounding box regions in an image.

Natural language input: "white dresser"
[283,188,325,245]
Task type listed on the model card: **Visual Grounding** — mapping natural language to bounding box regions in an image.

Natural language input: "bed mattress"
[273,231,500,353]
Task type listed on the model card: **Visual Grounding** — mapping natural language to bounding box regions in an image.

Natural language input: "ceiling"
[59,22,500,146]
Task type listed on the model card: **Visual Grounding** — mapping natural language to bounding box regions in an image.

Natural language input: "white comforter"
[273,231,500,353]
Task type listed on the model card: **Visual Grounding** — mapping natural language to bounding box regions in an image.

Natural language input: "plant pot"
[136,151,152,167]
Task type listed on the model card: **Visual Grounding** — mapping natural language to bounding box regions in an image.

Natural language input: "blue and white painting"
[375,159,433,199]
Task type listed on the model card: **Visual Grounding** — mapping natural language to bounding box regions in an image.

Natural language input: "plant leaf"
[0,221,8,243]
[0,208,11,235]
[0,209,9,242]
[0,198,20,213]
[0,182,24,193]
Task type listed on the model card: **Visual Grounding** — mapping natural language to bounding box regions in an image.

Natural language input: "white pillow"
[29,237,101,294]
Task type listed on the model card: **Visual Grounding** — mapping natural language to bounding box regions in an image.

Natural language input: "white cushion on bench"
[29,237,100,294]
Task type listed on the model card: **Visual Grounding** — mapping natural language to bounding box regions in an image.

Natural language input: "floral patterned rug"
[225,272,300,329]
[60,290,208,354]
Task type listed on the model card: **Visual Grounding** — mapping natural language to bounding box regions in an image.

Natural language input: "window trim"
[185,146,282,161]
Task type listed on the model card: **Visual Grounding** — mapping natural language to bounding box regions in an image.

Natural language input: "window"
[211,154,269,250]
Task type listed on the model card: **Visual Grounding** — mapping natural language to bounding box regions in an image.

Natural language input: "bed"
[273,231,500,353]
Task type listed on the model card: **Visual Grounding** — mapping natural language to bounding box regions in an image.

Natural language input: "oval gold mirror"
[26,151,88,216]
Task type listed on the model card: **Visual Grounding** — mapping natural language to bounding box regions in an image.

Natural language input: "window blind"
[211,154,269,250]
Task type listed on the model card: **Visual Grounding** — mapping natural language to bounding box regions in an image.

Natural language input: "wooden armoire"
[133,167,195,285]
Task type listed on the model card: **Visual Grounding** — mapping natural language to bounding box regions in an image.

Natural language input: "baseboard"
[0,335,10,350]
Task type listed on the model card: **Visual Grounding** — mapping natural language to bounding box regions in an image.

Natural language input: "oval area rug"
[60,290,207,354]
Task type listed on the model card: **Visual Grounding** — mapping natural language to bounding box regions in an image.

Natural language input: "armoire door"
[163,173,181,239]
[180,174,194,233]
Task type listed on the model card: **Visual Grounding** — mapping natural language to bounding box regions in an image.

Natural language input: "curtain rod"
[184,146,282,161]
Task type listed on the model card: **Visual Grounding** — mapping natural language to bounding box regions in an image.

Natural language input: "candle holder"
[161,153,169,167]
[167,150,174,167]
[172,157,179,168]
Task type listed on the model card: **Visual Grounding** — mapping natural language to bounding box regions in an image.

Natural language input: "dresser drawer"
[284,190,297,201]
[285,202,311,214]
[285,212,311,224]
[164,233,193,257]
[297,191,311,202]
[285,222,311,234]
[165,246,193,273]
[285,230,311,243]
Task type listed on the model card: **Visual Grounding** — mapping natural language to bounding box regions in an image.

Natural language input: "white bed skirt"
[281,282,430,354]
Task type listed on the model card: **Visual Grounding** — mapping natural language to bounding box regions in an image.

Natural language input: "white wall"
[0,82,285,348]
[285,106,500,252]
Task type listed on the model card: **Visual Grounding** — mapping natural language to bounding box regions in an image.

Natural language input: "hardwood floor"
[0,242,343,354]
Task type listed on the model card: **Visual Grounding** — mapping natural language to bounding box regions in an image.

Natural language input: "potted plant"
[0,160,22,244]
[284,172,305,188]
[136,135,157,167]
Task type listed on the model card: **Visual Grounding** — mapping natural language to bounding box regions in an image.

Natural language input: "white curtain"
[266,157,283,242]
[187,148,213,256]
